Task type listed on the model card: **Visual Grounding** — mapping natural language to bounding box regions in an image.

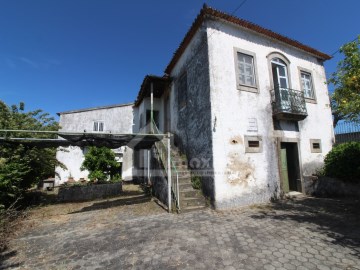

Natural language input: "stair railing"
[151,120,180,213]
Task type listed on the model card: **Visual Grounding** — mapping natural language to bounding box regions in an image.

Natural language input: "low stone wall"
[58,183,122,202]
[303,176,360,198]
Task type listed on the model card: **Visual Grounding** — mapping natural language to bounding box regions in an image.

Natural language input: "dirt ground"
[26,184,163,220]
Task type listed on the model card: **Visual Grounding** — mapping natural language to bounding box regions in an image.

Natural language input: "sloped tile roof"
[134,75,171,107]
[164,5,331,74]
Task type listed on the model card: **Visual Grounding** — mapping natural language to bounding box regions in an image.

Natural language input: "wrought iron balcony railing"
[270,87,308,121]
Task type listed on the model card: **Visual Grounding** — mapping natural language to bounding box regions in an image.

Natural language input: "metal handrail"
[151,120,180,212]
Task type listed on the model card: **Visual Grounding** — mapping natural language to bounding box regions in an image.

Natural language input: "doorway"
[280,142,302,192]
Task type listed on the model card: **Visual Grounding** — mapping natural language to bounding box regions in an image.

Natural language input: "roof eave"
[57,102,135,116]
[164,5,332,75]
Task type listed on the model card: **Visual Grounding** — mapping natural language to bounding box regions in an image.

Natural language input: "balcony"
[270,88,308,121]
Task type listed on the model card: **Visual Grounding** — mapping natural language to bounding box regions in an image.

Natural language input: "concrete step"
[173,165,188,171]
[171,147,207,213]
[172,160,188,167]
[177,172,191,179]
[178,182,192,189]
[171,156,187,164]
[178,177,192,184]
[180,205,207,213]
[180,197,205,208]
[180,189,201,198]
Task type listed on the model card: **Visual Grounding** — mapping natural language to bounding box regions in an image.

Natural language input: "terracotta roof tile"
[164,5,331,74]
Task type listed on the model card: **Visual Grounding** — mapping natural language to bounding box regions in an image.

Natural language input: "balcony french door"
[271,58,290,111]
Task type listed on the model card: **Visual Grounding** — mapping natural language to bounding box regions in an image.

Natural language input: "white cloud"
[19,57,40,68]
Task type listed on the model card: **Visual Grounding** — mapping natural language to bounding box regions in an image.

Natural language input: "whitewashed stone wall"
[206,20,334,208]
[168,22,215,200]
[55,103,134,185]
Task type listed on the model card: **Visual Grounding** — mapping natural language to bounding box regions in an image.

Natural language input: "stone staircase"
[171,149,207,213]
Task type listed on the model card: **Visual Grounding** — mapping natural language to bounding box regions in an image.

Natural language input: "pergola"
[0,129,175,213]
[0,130,165,149]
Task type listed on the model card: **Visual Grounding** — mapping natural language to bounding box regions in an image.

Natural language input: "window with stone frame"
[300,71,315,99]
[237,53,256,87]
[234,48,259,93]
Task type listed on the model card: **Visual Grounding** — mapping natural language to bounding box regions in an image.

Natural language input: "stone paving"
[1,195,360,270]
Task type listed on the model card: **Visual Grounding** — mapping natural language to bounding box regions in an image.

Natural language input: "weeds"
[0,199,26,252]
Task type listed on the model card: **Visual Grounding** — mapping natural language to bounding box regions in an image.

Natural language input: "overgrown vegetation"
[323,142,360,181]
[81,146,121,182]
[191,174,202,190]
[0,200,26,252]
[0,100,60,208]
[328,36,360,127]
[0,100,59,251]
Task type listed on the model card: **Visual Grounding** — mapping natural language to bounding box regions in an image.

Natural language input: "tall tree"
[328,36,360,126]
[0,100,60,207]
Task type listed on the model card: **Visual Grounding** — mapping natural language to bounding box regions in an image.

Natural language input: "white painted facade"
[148,15,334,208]
[206,21,333,208]
[55,103,134,185]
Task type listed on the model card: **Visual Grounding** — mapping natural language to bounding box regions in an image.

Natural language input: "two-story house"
[132,5,333,209]
[56,5,333,210]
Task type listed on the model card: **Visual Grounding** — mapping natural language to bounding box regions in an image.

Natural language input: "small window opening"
[93,121,104,132]
[245,135,262,153]
[248,141,260,148]
[312,143,320,149]
[310,139,322,153]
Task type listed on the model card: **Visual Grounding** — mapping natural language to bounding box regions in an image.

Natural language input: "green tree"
[328,36,360,126]
[81,146,121,182]
[0,100,60,207]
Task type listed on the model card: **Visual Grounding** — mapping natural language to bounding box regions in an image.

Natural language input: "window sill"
[305,98,317,104]
[237,84,258,93]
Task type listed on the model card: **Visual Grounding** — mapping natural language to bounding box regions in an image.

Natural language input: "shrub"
[81,147,121,182]
[324,142,360,181]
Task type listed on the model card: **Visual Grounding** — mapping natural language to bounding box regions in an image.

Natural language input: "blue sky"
[0,0,358,119]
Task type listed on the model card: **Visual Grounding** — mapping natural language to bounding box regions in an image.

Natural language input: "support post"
[147,150,150,185]
[150,82,154,134]
[167,132,172,213]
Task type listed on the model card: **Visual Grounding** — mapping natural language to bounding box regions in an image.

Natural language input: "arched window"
[268,54,291,111]
[271,58,289,90]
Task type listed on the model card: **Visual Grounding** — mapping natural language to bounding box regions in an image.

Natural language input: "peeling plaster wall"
[207,20,334,208]
[169,23,215,200]
[55,104,134,185]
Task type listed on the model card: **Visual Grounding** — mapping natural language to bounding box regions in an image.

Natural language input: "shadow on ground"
[69,193,151,214]
[250,197,360,258]
[0,249,22,269]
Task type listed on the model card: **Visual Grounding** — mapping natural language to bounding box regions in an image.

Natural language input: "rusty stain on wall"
[230,135,243,145]
[226,153,255,186]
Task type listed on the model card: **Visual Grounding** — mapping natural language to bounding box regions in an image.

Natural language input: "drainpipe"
[147,150,150,185]
[151,82,154,134]
[167,133,172,213]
